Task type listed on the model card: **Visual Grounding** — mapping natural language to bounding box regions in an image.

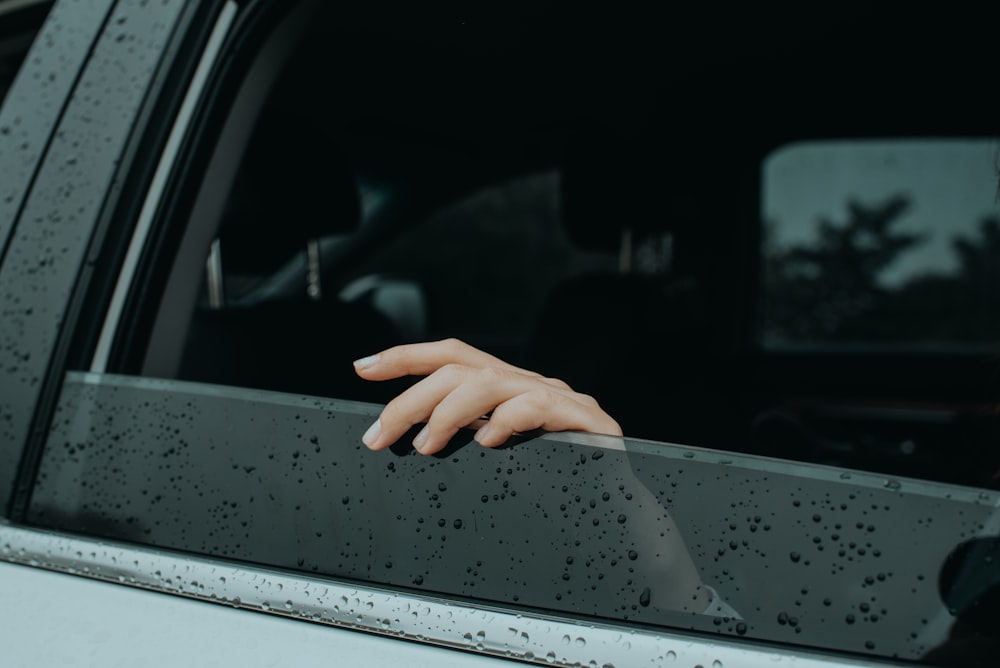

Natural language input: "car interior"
[142,2,999,488]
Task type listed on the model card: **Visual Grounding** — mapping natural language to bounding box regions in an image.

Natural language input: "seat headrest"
[560,132,663,253]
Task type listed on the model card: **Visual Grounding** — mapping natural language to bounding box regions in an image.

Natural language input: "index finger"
[353,338,541,381]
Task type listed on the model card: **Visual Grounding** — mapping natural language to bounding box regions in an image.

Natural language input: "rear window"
[760,139,1000,350]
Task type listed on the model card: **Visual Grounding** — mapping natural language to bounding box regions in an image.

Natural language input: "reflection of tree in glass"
[885,216,1000,343]
[765,196,1000,345]
[764,195,922,342]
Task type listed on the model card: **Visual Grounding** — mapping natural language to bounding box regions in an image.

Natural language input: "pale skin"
[353,338,622,456]
[354,338,713,614]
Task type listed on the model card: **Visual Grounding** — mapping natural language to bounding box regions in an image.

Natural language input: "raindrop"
[639,587,651,607]
[789,552,801,563]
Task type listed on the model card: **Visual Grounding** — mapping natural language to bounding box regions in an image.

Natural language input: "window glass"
[30,371,1000,663]
[760,139,1000,350]
[344,171,617,346]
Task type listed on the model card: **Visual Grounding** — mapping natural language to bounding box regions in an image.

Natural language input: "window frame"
[0,0,212,518]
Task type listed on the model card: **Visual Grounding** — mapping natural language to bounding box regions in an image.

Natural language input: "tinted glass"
[30,372,1000,663]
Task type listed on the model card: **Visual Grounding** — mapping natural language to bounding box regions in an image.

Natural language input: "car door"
[2,2,1000,668]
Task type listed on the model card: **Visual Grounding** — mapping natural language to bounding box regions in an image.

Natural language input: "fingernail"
[473,424,490,445]
[412,425,429,452]
[353,354,380,370]
[362,419,381,447]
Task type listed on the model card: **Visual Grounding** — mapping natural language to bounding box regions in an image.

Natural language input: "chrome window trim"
[90,0,238,373]
[0,521,896,668]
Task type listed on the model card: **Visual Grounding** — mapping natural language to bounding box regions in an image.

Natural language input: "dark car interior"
[169,2,1000,487]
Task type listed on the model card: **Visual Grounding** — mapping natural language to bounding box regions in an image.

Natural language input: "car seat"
[529,133,722,445]
[177,110,402,403]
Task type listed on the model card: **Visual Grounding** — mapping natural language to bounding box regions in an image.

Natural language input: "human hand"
[352,338,622,455]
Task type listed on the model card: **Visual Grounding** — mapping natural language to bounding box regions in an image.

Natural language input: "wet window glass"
[30,372,1000,663]
[760,139,1000,350]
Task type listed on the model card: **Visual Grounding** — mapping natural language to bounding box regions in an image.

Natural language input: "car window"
[5,1,1000,666]
[28,370,1000,664]
[760,139,1000,350]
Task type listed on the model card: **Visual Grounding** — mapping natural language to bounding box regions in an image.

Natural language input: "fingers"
[473,389,623,448]
[353,338,544,381]
[362,364,570,454]
[353,338,622,455]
